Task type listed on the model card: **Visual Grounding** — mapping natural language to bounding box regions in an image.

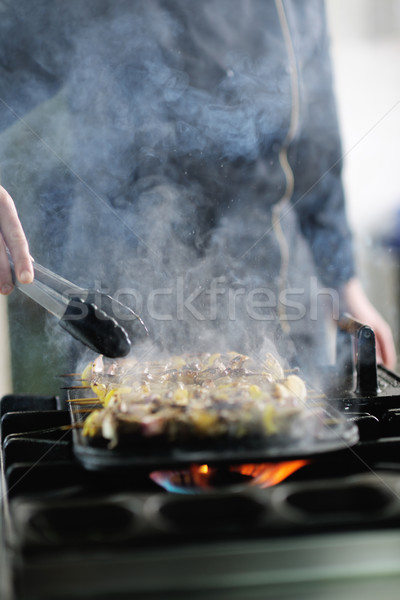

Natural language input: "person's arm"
[0,185,33,294]
[290,2,355,291]
[289,3,396,369]
[340,277,396,369]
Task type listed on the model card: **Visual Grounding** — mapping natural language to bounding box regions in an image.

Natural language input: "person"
[0,0,396,375]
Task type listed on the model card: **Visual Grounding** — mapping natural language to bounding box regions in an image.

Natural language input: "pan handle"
[337,313,379,396]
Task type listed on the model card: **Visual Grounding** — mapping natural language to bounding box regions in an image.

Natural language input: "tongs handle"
[29,261,84,298]
[8,252,71,320]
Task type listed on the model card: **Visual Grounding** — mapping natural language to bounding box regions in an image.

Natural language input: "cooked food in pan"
[78,352,315,449]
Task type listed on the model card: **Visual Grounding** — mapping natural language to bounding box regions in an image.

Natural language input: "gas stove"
[2,320,400,599]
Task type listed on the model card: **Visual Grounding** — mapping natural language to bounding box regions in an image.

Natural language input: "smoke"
[0,1,337,385]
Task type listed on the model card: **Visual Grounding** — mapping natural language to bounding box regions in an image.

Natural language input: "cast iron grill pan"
[68,398,359,471]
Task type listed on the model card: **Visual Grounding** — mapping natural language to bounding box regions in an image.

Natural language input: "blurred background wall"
[0,297,11,397]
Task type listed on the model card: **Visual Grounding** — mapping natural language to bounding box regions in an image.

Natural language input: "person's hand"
[340,277,397,370]
[0,185,33,294]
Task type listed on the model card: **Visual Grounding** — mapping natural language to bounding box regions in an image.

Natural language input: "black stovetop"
[2,361,400,600]
[3,313,400,600]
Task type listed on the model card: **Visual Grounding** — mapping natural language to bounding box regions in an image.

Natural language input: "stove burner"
[150,460,310,493]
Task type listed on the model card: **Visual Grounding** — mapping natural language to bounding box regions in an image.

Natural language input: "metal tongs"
[8,253,148,358]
